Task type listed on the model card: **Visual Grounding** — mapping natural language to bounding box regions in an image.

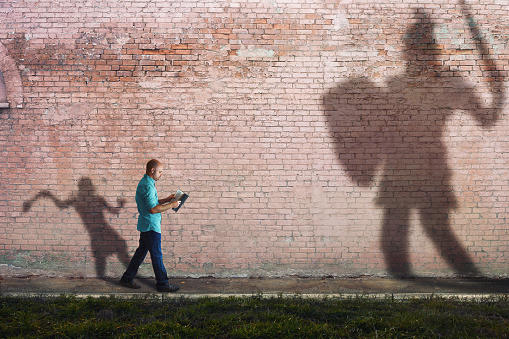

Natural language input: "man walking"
[119,159,181,292]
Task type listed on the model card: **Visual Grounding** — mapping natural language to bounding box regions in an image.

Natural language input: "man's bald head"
[146,159,161,174]
[146,159,163,180]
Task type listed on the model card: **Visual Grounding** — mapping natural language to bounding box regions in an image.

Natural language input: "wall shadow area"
[23,177,130,277]
[322,7,505,277]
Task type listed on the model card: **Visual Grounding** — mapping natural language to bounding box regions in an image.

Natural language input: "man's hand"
[160,194,176,205]
[163,194,181,208]
[169,200,181,209]
[150,196,180,214]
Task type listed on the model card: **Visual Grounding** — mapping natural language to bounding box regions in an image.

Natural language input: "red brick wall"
[1,0,508,278]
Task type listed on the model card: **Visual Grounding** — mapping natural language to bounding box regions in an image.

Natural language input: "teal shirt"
[135,174,162,233]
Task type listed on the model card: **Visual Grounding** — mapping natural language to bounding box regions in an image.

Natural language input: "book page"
[169,189,184,203]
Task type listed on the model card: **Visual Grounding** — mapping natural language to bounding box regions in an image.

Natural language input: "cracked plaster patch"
[44,103,96,125]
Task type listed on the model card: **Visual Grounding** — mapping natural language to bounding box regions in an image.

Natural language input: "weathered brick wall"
[1,0,508,278]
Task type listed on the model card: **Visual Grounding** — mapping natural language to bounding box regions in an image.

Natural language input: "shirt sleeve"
[145,185,159,210]
[138,184,159,212]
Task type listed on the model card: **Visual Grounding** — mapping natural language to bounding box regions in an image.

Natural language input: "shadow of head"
[78,177,95,194]
[403,8,445,76]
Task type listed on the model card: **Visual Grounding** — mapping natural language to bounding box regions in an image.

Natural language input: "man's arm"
[149,194,180,214]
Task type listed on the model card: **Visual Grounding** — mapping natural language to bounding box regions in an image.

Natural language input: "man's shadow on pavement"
[23,176,131,279]
[322,7,505,278]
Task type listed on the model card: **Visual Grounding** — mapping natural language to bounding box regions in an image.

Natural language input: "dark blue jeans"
[122,231,169,286]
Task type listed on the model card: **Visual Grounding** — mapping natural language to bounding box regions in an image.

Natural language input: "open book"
[169,189,189,212]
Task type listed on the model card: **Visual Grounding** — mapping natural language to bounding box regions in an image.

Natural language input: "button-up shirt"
[135,174,162,233]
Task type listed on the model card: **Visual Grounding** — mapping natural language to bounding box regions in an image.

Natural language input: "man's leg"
[120,233,149,286]
[145,231,179,292]
[145,231,169,286]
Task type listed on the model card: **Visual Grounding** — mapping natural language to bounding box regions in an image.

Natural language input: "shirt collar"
[144,174,156,185]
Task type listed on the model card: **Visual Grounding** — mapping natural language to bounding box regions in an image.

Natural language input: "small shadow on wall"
[322,7,505,278]
[23,176,130,277]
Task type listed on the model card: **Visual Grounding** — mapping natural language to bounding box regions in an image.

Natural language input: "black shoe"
[157,283,180,293]
[119,278,141,289]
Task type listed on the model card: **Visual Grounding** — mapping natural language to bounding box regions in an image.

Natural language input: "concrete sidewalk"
[2,268,509,298]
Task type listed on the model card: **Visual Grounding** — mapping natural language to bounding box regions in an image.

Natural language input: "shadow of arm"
[460,0,506,126]
[22,190,75,211]
[104,197,126,214]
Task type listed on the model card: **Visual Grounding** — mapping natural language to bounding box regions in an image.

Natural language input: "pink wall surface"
[0,0,508,278]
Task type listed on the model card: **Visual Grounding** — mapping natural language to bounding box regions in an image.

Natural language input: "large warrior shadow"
[322,5,505,277]
[23,176,130,278]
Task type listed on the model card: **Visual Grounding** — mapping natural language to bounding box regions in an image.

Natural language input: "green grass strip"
[1,294,508,338]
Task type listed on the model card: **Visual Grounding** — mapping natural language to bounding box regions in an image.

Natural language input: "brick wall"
[1,0,508,278]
